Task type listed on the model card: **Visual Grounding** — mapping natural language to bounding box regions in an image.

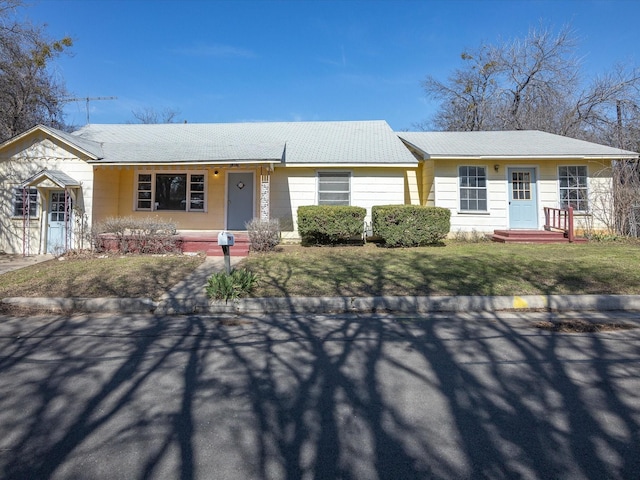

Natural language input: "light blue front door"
[508,168,538,229]
[47,190,72,253]
[227,172,254,230]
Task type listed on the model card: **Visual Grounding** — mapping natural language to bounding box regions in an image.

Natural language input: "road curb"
[3,294,640,315]
[208,294,640,314]
[1,297,157,313]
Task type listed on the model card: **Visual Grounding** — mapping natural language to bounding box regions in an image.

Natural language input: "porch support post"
[567,206,575,243]
[22,186,29,256]
[64,189,69,251]
[260,170,270,221]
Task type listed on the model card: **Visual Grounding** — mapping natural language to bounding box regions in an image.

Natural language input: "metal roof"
[398,130,639,160]
[20,169,81,188]
[70,120,419,166]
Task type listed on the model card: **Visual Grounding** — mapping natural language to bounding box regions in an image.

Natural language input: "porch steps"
[489,229,588,244]
[180,232,251,257]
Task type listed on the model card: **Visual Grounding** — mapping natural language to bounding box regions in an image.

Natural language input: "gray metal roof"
[70,120,418,166]
[20,169,81,188]
[398,130,639,160]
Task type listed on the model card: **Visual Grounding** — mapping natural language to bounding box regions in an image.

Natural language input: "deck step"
[490,230,587,244]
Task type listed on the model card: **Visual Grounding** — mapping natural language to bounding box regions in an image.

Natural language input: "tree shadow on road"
[0,311,638,479]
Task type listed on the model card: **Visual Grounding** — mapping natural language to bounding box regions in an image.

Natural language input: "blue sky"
[25,0,640,130]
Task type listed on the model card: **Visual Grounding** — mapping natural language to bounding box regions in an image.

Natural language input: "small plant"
[453,228,489,243]
[206,268,258,302]
[246,218,281,252]
[587,232,620,242]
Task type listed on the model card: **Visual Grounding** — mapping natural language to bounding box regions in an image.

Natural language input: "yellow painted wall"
[92,166,258,231]
[422,159,435,206]
[404,168,420,205]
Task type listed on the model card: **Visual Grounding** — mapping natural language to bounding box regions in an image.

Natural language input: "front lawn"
[240,241,640,297]
[0,254,205,300]
[2,242,640,300]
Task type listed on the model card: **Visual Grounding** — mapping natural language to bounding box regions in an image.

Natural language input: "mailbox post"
[217,231,235,274]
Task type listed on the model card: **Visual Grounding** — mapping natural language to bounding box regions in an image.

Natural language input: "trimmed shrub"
[372,205,450,247]
[297,205,366,245]
[92,216,180,254]
[206,268,258,302]
[246,218,281,252]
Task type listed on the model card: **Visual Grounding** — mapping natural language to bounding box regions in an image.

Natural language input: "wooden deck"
[489,229,587,244]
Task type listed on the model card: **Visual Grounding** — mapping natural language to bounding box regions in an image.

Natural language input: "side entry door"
[47,190,72,254]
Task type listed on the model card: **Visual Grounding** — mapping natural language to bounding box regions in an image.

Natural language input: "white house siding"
[0,136,93,254]
[271,167,407,241]
[434,158,614,235]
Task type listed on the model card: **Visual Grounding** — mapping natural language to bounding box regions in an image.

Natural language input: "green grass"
[240,241,640,297]
[0,254,205,300]
[2,241,640,300]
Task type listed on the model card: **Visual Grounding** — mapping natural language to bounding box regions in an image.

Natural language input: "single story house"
[0,121,637,255]
[398,131,638,236]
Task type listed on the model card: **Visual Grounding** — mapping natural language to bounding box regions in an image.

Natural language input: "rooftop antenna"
[64,96,117,124]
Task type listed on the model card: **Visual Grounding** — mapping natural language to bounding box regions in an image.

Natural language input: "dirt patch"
[534,319,637,333]
[219,318,254,327]
[0,303,67,317]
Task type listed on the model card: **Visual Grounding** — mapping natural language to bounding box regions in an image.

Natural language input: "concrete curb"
[207,294,640,315]
[1,297,157,313]
[3,294,640,315]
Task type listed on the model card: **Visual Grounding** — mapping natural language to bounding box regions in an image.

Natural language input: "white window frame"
[458,165,488,212]
[317,171,351,206]
[558,165,588,212]
[12,186,38,217]
[135,170,207,212]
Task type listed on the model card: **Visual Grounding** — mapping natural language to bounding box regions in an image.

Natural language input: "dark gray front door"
[227,172,254,230]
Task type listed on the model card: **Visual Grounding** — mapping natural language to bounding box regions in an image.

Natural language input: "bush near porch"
[372,205,451,247]
[92,217,180,254]
[297,205,366,245]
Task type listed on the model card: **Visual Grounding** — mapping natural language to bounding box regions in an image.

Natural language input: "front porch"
[490,206,587,244]
[489,229,587,244]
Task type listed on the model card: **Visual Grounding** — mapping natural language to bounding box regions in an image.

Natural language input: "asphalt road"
[0,310,639,480]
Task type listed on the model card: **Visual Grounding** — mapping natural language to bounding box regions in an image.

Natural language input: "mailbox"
[217,231,235,246]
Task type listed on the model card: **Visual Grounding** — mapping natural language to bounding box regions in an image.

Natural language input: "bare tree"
[0,0,73,141]
[421,23,640,149]
[130,106,182,124]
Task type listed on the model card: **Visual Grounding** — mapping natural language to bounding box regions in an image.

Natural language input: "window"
[50,191,72,222]
[318,172,350,206]
[559,166,588,211]
[136,172,206,212]
[459,166,487,211]
[511,171,532,200]
[13,187,38,217]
